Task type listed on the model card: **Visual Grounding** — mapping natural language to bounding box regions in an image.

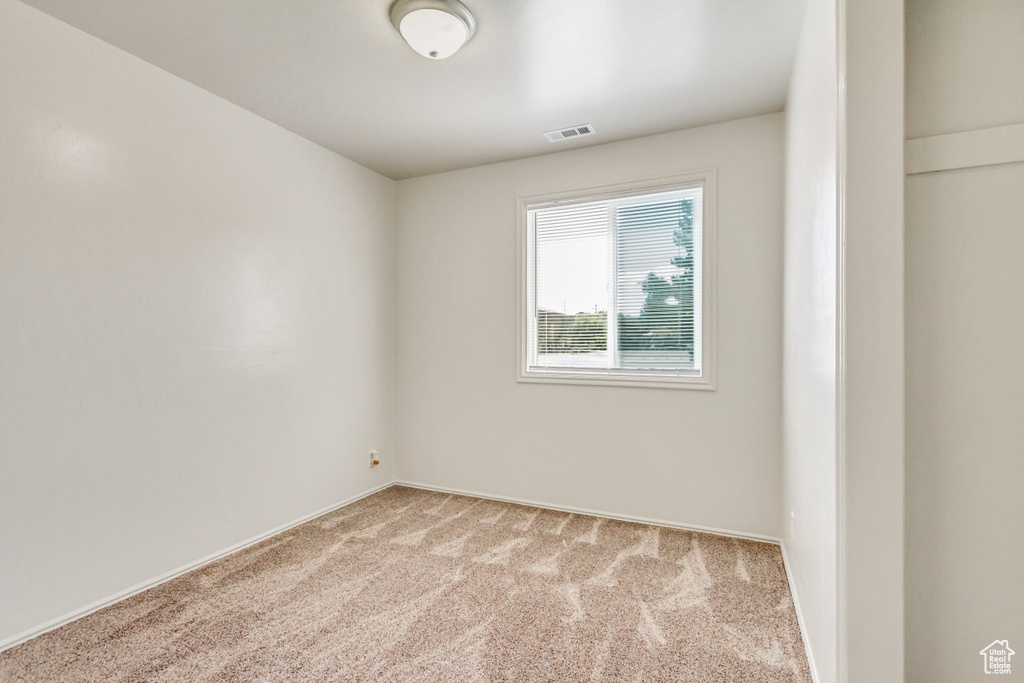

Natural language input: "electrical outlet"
[369,450,380,468]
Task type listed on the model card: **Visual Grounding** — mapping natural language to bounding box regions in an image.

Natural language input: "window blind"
[528,185,702,374]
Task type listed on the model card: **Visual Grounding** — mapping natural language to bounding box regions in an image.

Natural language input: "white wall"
[395,114,784,538]
[840,0,905,680]
[0,0,396,646]
[905,2,1024,680]
[905,0,1024,140]
[782,0,838,678]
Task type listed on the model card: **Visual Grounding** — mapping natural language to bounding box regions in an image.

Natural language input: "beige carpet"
[0,486,811,682]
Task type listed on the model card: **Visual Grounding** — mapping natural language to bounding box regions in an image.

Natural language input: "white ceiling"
[19,0,809,179]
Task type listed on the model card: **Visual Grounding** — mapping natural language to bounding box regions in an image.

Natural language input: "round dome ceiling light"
[390,0,476,60]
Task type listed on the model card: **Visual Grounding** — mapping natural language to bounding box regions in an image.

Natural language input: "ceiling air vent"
[543,124,596,143]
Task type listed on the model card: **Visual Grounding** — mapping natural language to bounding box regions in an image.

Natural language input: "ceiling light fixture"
[390,0,476,60]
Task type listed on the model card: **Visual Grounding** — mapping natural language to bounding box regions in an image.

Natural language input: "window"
[519,172,715,389]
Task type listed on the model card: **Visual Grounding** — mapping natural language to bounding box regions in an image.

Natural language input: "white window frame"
[517,170,717,390]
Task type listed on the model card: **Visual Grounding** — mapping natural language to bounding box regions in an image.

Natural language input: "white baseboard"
[0,481,394,653]
[780,542,821,683]
[393,480,782,545]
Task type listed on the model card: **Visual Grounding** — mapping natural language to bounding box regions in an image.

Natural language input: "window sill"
[517,367,715,391]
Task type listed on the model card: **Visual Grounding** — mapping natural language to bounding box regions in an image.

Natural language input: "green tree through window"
[618,200,695,362]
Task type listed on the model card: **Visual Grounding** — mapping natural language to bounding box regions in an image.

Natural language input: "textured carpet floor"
[0,486,811,682]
